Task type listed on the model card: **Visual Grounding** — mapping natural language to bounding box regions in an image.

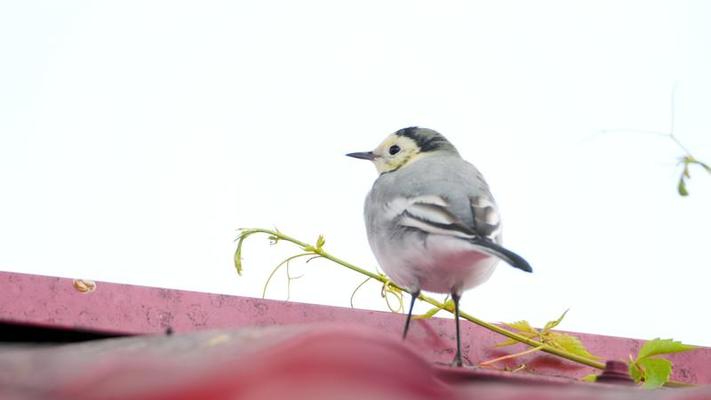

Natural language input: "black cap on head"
[395,127,458,154]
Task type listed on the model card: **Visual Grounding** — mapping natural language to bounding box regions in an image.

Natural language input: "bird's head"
[347,127,459,174]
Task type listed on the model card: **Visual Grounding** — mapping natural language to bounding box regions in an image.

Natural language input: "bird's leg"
[402,289,420,339]
[451,292,463,367]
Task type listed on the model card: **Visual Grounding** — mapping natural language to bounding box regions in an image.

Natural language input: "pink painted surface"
[0,270,710,386]
[1,325,711,400]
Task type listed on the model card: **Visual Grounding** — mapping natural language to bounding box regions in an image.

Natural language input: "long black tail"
[469,238,533,273]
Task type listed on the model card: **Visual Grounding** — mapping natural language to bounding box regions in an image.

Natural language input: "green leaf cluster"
[303,234,326,253]
[497,310,598,361]
[629,338,696,389]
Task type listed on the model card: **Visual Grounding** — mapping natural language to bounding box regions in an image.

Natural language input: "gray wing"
[367,155,531,273]
[373,155,502,243]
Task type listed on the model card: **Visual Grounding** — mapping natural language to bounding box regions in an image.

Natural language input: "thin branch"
[350,276,371,308]
[261,253,311,299]
[480,345,545,367]
[381,281,404,313]
[669,134,692,156]
[285,261,304,301]
[601,83,692,156]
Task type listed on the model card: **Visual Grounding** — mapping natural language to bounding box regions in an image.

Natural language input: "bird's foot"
[450,353,467,368]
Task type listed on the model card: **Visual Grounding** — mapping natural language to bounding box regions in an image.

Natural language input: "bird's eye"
[389,145,401,155]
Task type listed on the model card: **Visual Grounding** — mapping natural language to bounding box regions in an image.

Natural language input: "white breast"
[370,232,498,295]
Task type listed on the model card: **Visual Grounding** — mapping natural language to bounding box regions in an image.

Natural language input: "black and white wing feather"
[389,195,532,273]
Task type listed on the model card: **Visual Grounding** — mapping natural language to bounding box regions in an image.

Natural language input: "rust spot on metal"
[204,334,230,348]
[72,279,96,293]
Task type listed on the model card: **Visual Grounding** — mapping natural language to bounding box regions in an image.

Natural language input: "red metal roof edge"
[1,270,709,384]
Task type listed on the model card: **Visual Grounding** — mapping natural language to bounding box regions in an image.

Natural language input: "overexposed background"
[1,1,710,346]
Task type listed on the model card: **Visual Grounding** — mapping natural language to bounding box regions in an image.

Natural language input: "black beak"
[346,151,376,161]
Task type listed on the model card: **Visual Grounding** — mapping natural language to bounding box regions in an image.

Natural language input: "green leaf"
[542,309,569,333]
[678,176,689,196]
[581,374,597,382]
[637,338,696,360]
[639,358,672,389]
[504,320,537,334]
[234,237,245,275]
[316,234,326,250]
[629,361,643,383]
[549,332,598,360]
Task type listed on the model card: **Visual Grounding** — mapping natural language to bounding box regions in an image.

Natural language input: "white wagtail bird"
[347,127,532,367]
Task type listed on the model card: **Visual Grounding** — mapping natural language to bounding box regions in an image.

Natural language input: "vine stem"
[235,228,606,370]
[261,253,310,299]
[480,345,545,367]
[418,293,605,369]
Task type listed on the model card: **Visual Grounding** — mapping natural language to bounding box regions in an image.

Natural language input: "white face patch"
[371,135,421,174]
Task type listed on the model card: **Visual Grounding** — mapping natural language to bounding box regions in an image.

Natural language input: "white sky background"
[1,1,710,346]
